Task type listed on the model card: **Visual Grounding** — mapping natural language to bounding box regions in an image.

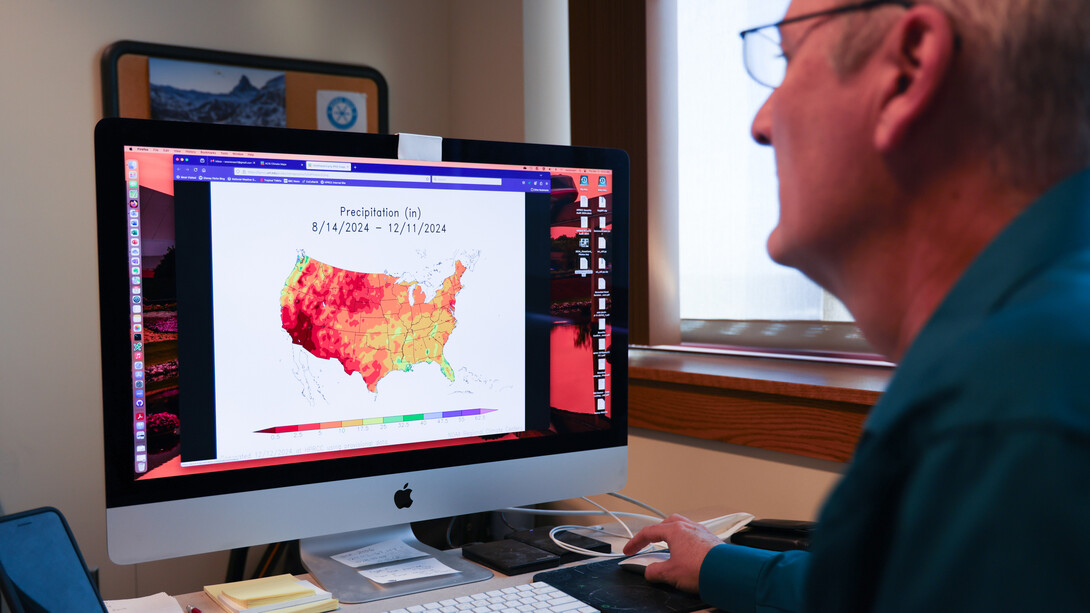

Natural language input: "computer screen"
[94,119,628,594]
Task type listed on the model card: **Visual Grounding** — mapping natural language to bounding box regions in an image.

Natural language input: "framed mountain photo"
[102,41,387,133]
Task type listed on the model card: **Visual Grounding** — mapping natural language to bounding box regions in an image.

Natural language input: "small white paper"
[105,592,184,613]
[398,133,442,162]
[330,538,428,568]
[358,557,459,584]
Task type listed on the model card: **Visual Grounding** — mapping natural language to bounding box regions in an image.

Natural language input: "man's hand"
[622,514,724,593]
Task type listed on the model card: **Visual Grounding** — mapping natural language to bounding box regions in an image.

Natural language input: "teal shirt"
[699,168,1090,612]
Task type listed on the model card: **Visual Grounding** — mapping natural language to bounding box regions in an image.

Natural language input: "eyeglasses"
[740,0,914,88]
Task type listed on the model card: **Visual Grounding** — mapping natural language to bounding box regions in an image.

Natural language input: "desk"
[174,563,566,612]
[173,528,629,612]
[170,510,725,612]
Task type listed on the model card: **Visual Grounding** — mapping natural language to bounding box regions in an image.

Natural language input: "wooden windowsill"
[627,347,893,463]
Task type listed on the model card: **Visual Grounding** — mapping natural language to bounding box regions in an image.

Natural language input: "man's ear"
[873,6,958,152]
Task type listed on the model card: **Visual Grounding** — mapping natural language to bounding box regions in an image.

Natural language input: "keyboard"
[384,581,598,613]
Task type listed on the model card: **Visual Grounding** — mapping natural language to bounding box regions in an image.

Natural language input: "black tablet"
[0,507,107,612]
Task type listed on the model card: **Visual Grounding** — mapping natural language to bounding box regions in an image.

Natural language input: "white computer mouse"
[618,551,671,575]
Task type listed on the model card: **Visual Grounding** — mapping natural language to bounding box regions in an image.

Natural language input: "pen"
[186,606,202,613]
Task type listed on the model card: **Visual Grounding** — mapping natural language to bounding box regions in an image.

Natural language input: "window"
[569,0,881,359]
[674,0,876,359]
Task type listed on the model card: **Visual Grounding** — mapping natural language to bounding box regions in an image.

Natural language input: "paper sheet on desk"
[358,557,458,584]
[105,591,184,612]
[330,538,428,568]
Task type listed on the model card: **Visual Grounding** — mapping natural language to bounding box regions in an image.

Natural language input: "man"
[625,0,1090,610]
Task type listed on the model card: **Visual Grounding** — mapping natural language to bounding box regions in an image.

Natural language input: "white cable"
[586,526,641,540]
[503,493,661,558]
[501,494,754,559]
[579,496,632,539]
[543,525,653,558]
[500,506,661,524]
[607,492,668,519]
[505,497,638,556]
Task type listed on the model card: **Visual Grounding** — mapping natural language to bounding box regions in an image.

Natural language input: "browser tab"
[306,160,352,171]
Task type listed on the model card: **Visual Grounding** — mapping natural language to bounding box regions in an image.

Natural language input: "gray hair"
[832,0,1090,191]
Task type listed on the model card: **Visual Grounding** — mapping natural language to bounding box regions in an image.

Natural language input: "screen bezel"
[95,117,629,512]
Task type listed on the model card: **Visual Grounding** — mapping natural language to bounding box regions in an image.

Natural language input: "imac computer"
[93,118,628,602]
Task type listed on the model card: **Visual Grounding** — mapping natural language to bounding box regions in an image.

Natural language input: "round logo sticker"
[326,96,358,130]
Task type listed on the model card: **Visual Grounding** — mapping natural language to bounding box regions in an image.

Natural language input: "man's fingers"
[623,524,671,555]
[623,515,702,555]
[643,559,699,593]
[621,516,710,594]
[642,560,670,583]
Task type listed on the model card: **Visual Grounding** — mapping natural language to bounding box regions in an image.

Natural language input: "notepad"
[221,575,312,607]
[202,575,336,613]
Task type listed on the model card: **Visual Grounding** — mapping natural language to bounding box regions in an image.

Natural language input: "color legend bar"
[255,408,497,434]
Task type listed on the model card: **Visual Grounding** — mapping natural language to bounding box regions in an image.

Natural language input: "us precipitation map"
[279,253,467,393]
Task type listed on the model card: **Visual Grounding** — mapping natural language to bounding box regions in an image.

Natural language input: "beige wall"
[620,430,842,521]
[0,0,838,601]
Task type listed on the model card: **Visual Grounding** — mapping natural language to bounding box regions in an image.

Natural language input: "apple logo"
[394,483,414,509]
